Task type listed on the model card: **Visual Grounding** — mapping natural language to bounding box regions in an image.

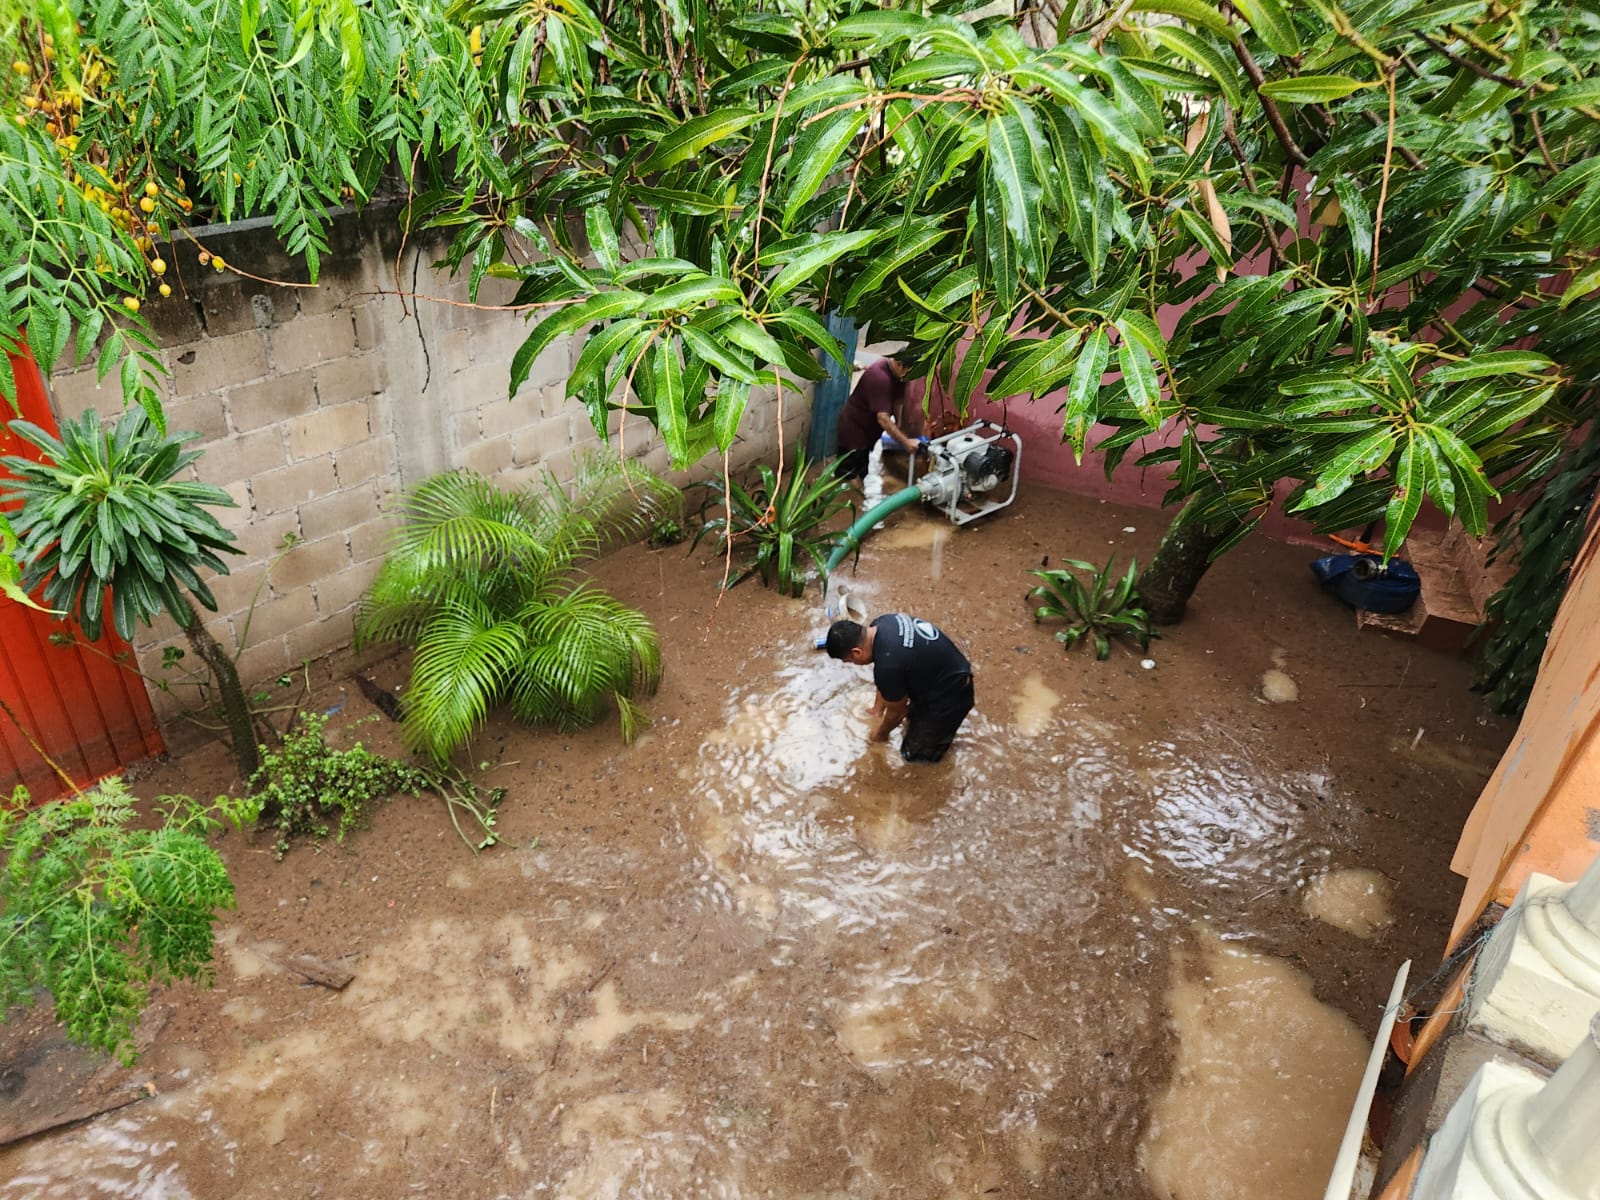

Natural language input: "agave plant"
[1030,555,1156,662]
[354,453,678,762]
[688,452,854,598]
[0,408,258,777]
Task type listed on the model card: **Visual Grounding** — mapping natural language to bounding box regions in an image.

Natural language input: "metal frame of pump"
[905,420,1022,525]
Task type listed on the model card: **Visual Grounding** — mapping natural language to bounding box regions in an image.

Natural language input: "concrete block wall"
[44,208,810,728]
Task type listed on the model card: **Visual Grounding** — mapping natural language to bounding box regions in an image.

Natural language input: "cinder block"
[511,415,575,466]
[480,397,540,440]
[351,302,385,352]
[199,427,289,486]
[334,438,393,488]
[271,311,358,373]
[252,456,338,515]
[313,353,386,404]
[462,437,513,478]
[287,614,355,663]
[162,393,230,444]
[269,534,352,592]
[349,516,401,565]
[240,587,319,645]
[231,509,301,562]
[438,327,471,373]
[235,636,291,689]
[170,331,271,396]
[195,567,267,617]
[452,360,518,411]
[314,559,381,618]
[288,402,372,461]
[47,368,115,425]
[299,485,382,543]
[196,278,281,336]
[227,370,318,432]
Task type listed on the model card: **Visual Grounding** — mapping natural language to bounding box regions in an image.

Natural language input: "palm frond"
[402,598,529,762]
[393,469,553,577]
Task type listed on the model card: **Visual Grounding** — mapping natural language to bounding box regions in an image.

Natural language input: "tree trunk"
[179,598,260,784]
[1138,515,1245,625]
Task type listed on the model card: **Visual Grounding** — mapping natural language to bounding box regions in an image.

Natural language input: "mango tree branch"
[1230,37,1310,167]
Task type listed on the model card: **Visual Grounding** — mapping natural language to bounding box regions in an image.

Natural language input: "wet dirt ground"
[0,479,1513,1199]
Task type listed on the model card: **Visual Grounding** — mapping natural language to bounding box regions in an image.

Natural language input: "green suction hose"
[821,485,924,620]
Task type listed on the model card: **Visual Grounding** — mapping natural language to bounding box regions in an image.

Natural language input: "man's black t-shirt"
[871,614,972,709]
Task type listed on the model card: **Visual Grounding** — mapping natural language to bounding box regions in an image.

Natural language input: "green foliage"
[0,406,239,641]
[354,452,677,761]
[648,516,686,549]
[251,712,432,859]
[689,453,855,598]
[1030,555,1155,661]
[0,777,258,1064]
[1476,425,1600,715]
[6,0,1600,623]
[1,0,495,414]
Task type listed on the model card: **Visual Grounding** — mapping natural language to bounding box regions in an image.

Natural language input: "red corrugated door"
[1,351,165,799]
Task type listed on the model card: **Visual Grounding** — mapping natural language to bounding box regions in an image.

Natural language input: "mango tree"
[5,0,1599,627]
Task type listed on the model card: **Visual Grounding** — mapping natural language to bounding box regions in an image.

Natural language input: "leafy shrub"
[251,713,431,859]
[0,779,258,1063]
[1030,555,1156,661]
[354,453,677,760]
[689,452,855,597]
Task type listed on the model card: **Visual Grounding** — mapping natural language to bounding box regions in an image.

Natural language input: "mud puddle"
[0,482,1509,1198]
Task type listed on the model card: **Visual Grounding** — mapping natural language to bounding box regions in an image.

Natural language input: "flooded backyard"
[0,480,1511,1199]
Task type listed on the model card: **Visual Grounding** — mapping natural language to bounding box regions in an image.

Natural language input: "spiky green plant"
[0,407,258,778]
[0,777,259,1064]
[1030,555,1156,661]
[354,453,677,762]
[688,452,855,598]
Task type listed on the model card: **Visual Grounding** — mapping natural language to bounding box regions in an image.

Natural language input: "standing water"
[0,484,1506,1198]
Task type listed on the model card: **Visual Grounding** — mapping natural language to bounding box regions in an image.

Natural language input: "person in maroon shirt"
[833,355,923,480]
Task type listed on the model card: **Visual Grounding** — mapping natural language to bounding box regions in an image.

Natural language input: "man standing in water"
[825,614,974,763]
[834,355,922,481]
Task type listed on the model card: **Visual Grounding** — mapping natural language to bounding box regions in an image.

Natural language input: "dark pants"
[900,675,975,763]
[833,447,872,480]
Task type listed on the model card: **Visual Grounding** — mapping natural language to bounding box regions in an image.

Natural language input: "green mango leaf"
[988,106,1046,280]
[783,110,868,229]
[713,377,749,452]
[1148,26,1242,108]
[720,317,786,366]
[509,291,645,397]
[762,229,883,299]
[1129,0,1233,37]
[1258,75,1370,103]
[651,342,689,467]
[1383,436,1424,558]
[1118,337,1163,428]
[638,108,760,175]
[1424,351,1556,384]
[639,277,743,313]
[1063,327,1112,461]
[1232,0,1302,57]
[585,207,619,275]
[1291,427,1396,511]
[679,325,758,383]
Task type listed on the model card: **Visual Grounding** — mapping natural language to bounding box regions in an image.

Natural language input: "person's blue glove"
[916,436,931,455]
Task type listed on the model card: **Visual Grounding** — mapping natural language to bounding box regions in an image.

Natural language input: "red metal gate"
[1,351,165,799]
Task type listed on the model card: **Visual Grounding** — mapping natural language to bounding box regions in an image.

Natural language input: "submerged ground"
[0,480,1511,1199]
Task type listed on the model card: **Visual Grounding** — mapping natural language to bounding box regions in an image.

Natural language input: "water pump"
[906,420,1022,525]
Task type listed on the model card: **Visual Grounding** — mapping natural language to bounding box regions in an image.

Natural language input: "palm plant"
[688,452,854,598]
[0,408,257,777]
[353,452,678,762]
[1030,555,1156,662]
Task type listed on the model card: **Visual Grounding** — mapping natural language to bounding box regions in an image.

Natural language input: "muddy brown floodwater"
[0,480,1513,1199]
